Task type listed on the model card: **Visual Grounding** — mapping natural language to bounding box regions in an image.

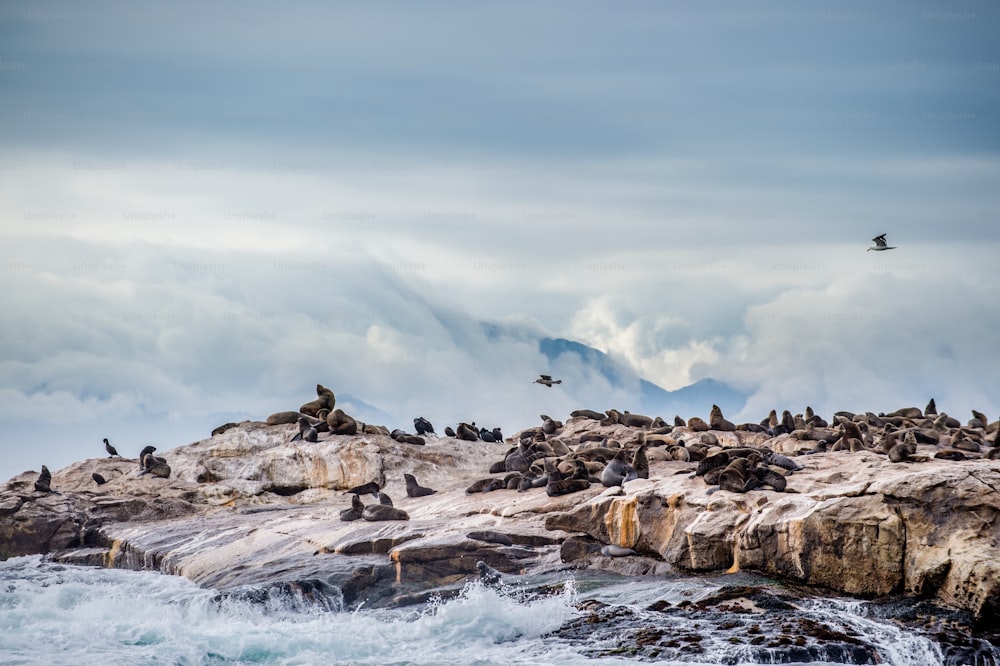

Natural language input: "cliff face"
[1,417,998,622]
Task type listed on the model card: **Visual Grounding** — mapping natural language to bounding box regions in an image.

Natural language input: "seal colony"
[257,383,1000,542]
[5,381,999,630]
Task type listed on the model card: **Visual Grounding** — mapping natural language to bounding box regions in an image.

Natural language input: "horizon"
[2,2,998,481]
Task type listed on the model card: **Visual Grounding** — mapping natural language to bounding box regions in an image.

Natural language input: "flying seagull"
[867,234,897,252]
[534,374,562,387]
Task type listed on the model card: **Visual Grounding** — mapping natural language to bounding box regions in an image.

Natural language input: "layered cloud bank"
[1,229,997,481]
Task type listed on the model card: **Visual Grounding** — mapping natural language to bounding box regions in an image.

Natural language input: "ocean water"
[0,556,993,666]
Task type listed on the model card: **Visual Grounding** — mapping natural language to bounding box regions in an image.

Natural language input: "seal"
[717,457,761,493]
[327,409,358,436]
[291,416,318,443]
[709,405,736,432]
[888,434,917,463]
[476,561,503,587]
[362,504,410,521]
[140,454,171,478]
[762,450,804,473]
[467,531,513,547]
[925,398,937,415]
[600,449,636,487]
[137,446,157,468]
[376,491,393,506]
[631,443,649,480]
[339,494,364,521]
[456,422,479,442]
[346,480,381,498]
[103,438,119,457]
[444,426,457,438]
[687,417,710,432]
[466,477,505,494]
[753,466,787,492]
[92,472,108,485]
[299,383,336,417]
[601,545,638,557]
[404,473,436,497]
[541,418,562,435]
[266,411,301,425]
[34,465,53,493]
[570,409,605,420]
[391,429,425,446]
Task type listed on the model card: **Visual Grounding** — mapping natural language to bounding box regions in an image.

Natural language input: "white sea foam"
[1,556,987,666]
[0,557,612,666]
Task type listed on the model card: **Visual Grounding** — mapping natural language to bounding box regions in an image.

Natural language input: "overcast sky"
[2,1,998,481]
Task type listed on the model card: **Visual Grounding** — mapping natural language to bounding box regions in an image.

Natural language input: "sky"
[1,1,998,481]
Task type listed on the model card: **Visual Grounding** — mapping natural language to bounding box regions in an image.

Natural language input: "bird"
[92,472,108,486]
[534,374,562,387]
[867,233,897,252]
[103,438,119,457]
[413,417,435,436]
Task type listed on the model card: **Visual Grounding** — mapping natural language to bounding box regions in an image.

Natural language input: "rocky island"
[2,388,998,643]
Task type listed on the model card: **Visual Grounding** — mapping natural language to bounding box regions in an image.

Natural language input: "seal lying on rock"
[362,503,409,521]
[391,429,425,446]
[602,545,639,557]
[466,478,505,494]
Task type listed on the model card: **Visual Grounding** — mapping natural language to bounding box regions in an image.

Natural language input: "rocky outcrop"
[2,412,998,624]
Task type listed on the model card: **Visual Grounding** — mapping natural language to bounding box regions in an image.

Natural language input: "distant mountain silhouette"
[539,337,748,420]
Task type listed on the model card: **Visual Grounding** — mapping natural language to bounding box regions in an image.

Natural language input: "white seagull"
[867,233,897,252]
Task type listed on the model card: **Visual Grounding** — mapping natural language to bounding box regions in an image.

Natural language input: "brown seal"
[299,383,336,417]
[404,473,436,497]
[266,411,301,425]
[709,405,736,432]
[687,417,710,432]
[327,409,358,436]
[456,422,479,441]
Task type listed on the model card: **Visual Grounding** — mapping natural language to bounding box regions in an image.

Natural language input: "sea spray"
[3,556,996,666]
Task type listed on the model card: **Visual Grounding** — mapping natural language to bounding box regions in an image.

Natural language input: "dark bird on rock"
[413,417,435,436]
[534,374,562,387]
[34,465,53,493]
[103,438,119,457]
[92,472,108,486]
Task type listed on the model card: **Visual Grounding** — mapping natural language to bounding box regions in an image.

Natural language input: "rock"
[1,411,998,628]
